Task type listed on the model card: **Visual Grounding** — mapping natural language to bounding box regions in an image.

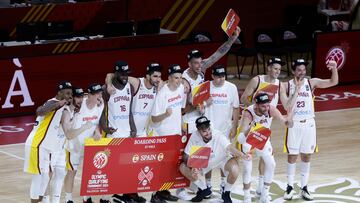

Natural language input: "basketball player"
[180,116,248,203]
[240,57,284,200]
[64,84,104,203]
[182,26,241,133]
[150,64,187,203]
[238,93,294,203]
[100,60,136,138]
[23,81,81,203]
[283,59,338,201]
[100,60,139,203]
[198,64,239,194]
[105,63,163,137]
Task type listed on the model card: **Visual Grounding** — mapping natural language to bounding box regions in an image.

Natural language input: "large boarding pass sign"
[80,135,190,196]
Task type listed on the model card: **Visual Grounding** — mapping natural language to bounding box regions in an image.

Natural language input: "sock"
[243,189,250,197]
[65,193,73,202]
[41,195,49,203]
[189,182,198,193]
[224,182,233,192]
[261,185,270,198]
[220,176,226,186]
[256,175,264,193]
[193,179,206,190]
[52,195,60,203]
[300,161,310,188]
[287,163,296,187]
[206,178,212,188]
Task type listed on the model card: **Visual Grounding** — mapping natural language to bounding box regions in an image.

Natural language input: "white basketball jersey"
[73,98,103,147]
[253,75,280,106]
[132,78,157,137]
[288,78,315,121]
[25,98,66,152]
[246,104,273,129]
[182,68,205,122]
[204,81,240,134]
[106,82,132,138]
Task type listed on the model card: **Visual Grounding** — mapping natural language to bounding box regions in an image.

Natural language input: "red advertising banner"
[192,81,210,106]
[80,135,190,196]
[246,124,271,150]
[0,42,224,117]
[313,30,360,83]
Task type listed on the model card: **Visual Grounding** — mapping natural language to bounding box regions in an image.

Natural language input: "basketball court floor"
[1,67,360,203]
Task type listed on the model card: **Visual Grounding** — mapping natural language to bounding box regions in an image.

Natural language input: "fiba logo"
[326,46,346,70]
[93,149,110,169]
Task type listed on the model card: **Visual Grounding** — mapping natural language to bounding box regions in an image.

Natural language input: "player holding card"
[240,57,284,199]
[180,116,248,203]
[238,93,293,203]
[283,59,338,201]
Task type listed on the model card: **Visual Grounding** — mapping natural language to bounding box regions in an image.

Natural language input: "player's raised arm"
[310,60,339,89]
[201,26,241,73]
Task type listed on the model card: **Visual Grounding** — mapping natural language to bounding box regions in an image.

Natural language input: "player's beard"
[202,135,212,143]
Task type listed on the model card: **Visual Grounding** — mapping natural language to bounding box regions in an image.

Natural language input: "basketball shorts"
[284,118,317,155]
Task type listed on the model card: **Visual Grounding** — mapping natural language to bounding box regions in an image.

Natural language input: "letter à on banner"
[80,135,190,196]
[0,58,34,109]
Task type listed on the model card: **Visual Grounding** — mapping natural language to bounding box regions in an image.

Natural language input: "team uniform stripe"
[283,127,289,153]
[66,150,74,171]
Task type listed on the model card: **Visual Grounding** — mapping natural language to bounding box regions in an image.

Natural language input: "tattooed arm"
[201,26,241,73]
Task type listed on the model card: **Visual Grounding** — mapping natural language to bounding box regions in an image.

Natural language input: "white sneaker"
[243,195,251,203]
[256,191,271,201]
[176,188,192,201]
[301,186,314,201]
[259,194,271,203]
[283,185,295,200]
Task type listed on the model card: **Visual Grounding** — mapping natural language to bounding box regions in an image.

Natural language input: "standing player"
[182,26,241,133]
[100,60,136,138]
[283,59,338,201]
[150,64,187,203]
[23,81,72,203]
[100,60,141,203]
[198,65,239,194]
[179,116,248,203]
[64,84,104,203]
[237,93,294,203]
[240,57,284,200]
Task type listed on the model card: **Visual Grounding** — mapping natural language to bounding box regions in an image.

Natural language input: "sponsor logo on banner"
[93,149,110,169]
[138,166,154,186]
[326,42,349,70]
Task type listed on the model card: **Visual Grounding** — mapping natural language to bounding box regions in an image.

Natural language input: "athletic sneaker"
[150,193,167,203]
[125,193,146,203]
[283,184,295,200]
[157,190,178,201]
[301,186,314,201]
[256,191,272,201]
[66,201,74,203]
[83,197,94,203]
[259,194,270,203]
[100,199,111,203]
[221,191,232,203]
[191,188,212,202]
[112,194,127,203]
[176,188,192,201]
[203,186,212,199]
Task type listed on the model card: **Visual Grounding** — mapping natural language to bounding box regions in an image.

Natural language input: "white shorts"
[24,146,65,174]
[284,118,317,155]
[65,149,82,171]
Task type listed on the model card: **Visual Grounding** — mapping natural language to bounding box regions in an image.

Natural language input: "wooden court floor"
[1,108,359,203]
